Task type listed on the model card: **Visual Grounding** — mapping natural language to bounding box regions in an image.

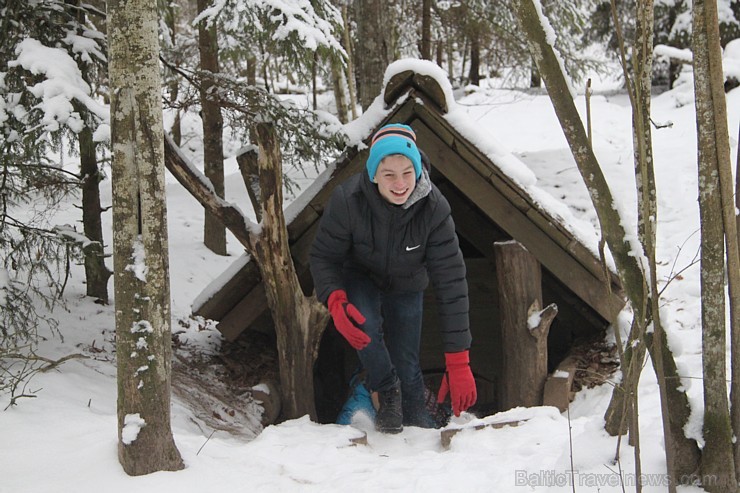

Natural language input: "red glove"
[437,350,477,417]
[327,290,371,350]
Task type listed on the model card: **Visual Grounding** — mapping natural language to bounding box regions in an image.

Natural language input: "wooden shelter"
[194,68,625,420]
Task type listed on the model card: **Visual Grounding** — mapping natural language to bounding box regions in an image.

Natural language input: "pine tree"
[0,0,109,401]
[196,0,227,255]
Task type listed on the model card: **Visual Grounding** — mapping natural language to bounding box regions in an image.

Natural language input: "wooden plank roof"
[194,70,625,341]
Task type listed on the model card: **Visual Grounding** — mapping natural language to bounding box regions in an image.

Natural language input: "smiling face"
[374,154,417,205]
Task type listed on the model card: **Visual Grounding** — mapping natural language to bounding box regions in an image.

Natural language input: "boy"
[310,123,476,433]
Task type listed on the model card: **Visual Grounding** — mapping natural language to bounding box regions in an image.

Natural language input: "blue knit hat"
[366,123,422,181]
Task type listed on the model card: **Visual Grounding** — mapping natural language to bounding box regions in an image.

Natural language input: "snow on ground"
[1,66,739,492]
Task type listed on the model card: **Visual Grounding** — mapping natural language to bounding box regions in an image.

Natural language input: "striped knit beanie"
[366,123,422,182]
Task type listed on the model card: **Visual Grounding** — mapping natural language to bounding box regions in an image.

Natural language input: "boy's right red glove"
[437,350,477,416]
[327,290,371,350]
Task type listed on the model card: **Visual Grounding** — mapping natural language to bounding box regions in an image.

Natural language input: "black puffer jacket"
[309,171,471,352]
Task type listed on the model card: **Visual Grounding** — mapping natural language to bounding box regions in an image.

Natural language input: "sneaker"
[375,380,403,434]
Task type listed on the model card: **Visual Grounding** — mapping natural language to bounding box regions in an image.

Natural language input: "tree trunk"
[468,33,480,86]
[164,2,182,147]
[75,101,111,302]
[513,0,700,478]
[736,119,740,483]
[604,317,644,436]
[254,125,328,418]
[355,0,388,110]
[67,0,110,302]
[693,0,740,482]
[530,60,541,88]
[197,0,227,256]
[421,0,432,60]
[341,5,358,120]
[312,50,318,111]
[693,0,739,489]
[621,0,678,487]
[163,131,330,420]
[331,57,348,124]
[235,148,262,223]
[109,0,183,475]
[446,24,455,81]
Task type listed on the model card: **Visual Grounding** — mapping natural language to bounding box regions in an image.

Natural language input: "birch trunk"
[331,57,349,124]
[341,5,358,120]
[693,0,739,489]
[512,0,700,479]
[109,0,183,475]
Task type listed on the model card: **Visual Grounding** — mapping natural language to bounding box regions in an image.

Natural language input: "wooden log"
[349,432,368,446]
[251,380,282,426]
[217,282,269,341]
[543,356,577,412]
[383,70,448,113]
[440,419,527,450]
[383,70,416,107]
[494,240,555,410]
[411,74,448,113]
[193,259,258,321]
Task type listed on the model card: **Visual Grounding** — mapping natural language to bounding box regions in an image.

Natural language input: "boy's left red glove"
[327,289,371,350]
[437,350,477,416]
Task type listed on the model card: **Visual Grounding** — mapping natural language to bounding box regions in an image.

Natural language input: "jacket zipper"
[384,214,395,287]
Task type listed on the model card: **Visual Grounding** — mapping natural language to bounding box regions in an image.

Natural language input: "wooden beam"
[217,280,269,341]
[383,70,416,107]
[440,419,527,450]
[194,260,259,320]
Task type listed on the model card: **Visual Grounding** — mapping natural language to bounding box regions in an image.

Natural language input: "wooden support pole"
[494,240,557,410]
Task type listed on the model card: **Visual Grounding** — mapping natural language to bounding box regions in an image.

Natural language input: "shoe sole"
[376,425,403,434]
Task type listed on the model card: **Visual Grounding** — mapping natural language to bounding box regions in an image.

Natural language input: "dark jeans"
[345,273,434,428]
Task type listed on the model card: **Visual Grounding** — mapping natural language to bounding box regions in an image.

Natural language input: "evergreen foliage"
[0,0,106,402]
[159,0,349,194]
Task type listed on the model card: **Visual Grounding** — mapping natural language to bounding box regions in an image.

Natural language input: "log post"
[494,240,557,410]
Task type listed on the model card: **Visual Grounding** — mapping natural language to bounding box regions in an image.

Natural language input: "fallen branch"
[3,352,88,372]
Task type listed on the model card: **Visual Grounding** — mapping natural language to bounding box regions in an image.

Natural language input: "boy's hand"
[328,290,371,350]
[437,350,477,416]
